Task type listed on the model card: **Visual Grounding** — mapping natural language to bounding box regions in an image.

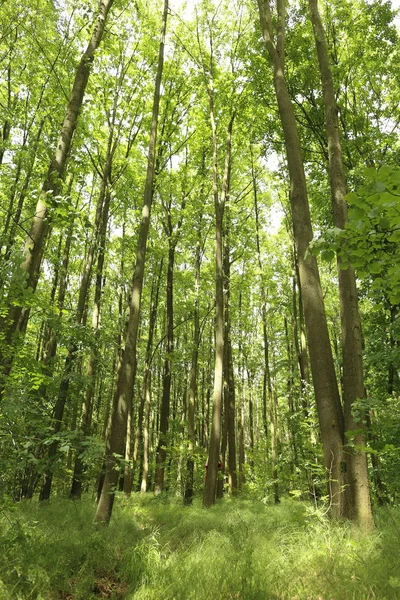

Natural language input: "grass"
[1,494,400,599]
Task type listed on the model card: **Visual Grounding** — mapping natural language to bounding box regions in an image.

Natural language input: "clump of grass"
[1,494,400,599]
[0,497,140,599]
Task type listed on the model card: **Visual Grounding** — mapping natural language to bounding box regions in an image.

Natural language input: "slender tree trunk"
[137,262,163,493]
[257,0,347,518]
[203,112,235,507]
[95,0,168,524]
[292,248,310,402]
[154,247,175,494]
[284,315,298,473]
[253,160,272,442]
[184,237,202,504]
[237,291,246,488]
[223,207,237,495]
[388,305,399,395]
[140,369,152,493]
[270,373,280,504]
[154,181,187,495]
[308,0,374,529]
[247,371,254,466]
[238,401,245,488]
[226,335,237,495]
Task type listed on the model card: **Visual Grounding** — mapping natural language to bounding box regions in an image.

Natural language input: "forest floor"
[1,493,400,600]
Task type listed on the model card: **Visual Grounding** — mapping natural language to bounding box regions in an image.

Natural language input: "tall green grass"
[1,494,399,599]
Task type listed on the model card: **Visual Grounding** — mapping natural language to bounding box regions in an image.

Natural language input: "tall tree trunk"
[270,369,280,505]
[252,158,272,442]
[223,203,237,495]
[284,315,299,473]
[184,236,202,504]
[308,0,374,530]
[95,0,168,524]
[237,290,246,488]
[257,0,347,518]
[226,334,237,495]
[203,112,235,507]
[292,248,310,402]
[139,262,163,493]
[154,180,187,495]
[0,0,114,384]
[388,305,399,395]
[247,370,254,466]
[154,250,174,493]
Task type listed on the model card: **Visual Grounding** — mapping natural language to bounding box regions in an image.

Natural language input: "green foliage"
[311,166,400,304]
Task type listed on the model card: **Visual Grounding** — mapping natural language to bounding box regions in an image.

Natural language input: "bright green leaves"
[310,166,400,305]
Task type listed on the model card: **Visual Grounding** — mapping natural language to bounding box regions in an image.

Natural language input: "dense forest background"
[1,0,400,539]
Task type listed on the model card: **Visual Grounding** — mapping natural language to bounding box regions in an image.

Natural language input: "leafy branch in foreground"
[309,166,400,305]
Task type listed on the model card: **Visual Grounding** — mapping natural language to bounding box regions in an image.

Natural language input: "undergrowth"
[1,494,399,599]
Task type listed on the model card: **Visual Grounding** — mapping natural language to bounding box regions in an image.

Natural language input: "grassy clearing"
[1,494,400,599]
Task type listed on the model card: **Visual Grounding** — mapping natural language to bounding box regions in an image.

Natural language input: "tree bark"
[95,0,168,524]
[257,0,347,518]
[203,111,235,507]
[223,202,237,495]
[184,236,202,504]
[308,0,374,530]
[139,262,163,493]
[252,158,272,442]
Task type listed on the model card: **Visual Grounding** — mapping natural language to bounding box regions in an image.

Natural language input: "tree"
[95,0,169,525]
[256,0,349,518]
[308,0,374,529]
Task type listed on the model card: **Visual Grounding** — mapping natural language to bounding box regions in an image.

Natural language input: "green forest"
[0,0,400,597]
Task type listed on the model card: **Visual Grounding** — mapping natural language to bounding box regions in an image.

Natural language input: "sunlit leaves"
[310,166,400,304]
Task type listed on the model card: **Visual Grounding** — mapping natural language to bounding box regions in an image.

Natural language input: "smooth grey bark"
[94,0,168,524]
[257,0,347,518]
[308,0,374,530]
